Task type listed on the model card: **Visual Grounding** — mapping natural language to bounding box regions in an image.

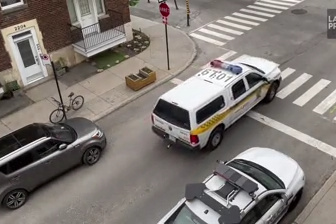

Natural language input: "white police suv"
[158,147,305,224]
[151,56,282,151]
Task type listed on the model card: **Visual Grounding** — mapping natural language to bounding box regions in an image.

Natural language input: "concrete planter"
[125,67,157,91]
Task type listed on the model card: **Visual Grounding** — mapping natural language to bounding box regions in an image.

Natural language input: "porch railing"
[69,9,126,52]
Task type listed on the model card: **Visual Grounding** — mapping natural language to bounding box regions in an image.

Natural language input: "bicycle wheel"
[72,95,85,110]
[49,109,65,123]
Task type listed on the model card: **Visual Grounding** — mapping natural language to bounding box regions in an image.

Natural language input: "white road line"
[279,0,301,3]
[232,12,268,22]
[293,79,331,107]
[198,28,235,40]
[170,78,184,85]
[248,111,336,158]
[202,51,237,69]
[280,67,296,80]
[247,5,282,13]
[240,8,275,17]
[189,33,225,46]
[224,16,260,26]
[276,73,312,99]
[216,20,252,30]
[207,24,244,35]
[254,2,289,10]
[313,89,336,115]
[260,0,295,6]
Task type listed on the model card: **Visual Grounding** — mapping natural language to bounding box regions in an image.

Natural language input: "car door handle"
[75,144,80,148]
[266,215,273,222]
[45,160,51,164]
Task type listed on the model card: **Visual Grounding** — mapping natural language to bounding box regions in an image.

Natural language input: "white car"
[158,147,305,224]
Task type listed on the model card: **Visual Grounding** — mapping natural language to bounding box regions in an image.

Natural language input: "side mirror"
[59,143,67,150]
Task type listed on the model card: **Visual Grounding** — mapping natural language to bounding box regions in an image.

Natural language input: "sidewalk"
[0,15,196,136]
[294,170,336,224]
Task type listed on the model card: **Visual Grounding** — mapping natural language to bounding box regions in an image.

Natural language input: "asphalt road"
[2,0,336,223]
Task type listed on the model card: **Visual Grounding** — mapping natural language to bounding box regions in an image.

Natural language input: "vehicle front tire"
[82,147,102,166]
[263,82,279,103]
[2,189,28,210]
[206,126,224,151]
[288,188,303,212]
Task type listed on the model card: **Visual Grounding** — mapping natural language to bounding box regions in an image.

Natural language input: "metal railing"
[69,9,126,52]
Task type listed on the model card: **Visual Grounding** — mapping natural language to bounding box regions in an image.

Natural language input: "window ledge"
[98,14,109,20]
[1,4,28,15]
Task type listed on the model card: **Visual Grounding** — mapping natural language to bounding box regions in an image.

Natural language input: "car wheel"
[263,82,279,103]
[206,126,224,151]
[2,189,28,210]
[82,147,102,166]
[288,188,303,212]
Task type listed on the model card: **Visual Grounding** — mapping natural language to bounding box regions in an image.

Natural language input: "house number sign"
[14,24,26,31]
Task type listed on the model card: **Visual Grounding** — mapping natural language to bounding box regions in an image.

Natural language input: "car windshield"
[227,159,285,190]
[153,99,191,130]
[43,124,76,143]
[165,204,206,224]
[240,63,265,74]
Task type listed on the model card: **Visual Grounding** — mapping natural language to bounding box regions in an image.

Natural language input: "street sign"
[162,16,168,25]
[159,2,170,17]
[40,54,51,65]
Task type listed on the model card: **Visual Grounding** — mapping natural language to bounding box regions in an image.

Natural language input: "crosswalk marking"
[170,78,184,85]
[216,20,252,30]
[313,90,336,115]
[280,68,296,80]
[254,2,289,10]
[189,33,225,46]
[224,16,260,26]
[293,79,331,107]
[240,8,275,17]
[207,24,244,35]
[247,5,282,13]
[260,0,295,6]
[201,51,237,69]
[276,73,312,99]
[279,0,301,3]
[198,28,235,40]
[232,12,268,22]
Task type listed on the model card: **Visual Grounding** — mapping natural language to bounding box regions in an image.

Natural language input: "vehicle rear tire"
[49,109,65,124]
[263,82,279,103]
[206,126,224,151]
[288,188,303,212]
[72,95,84,111]
[82,147,101,166]
[2,189,28,210]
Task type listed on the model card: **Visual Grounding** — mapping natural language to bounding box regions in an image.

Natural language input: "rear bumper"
[152,126,200,150]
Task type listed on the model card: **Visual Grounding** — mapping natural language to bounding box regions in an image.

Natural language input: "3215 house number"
[14,24,26,31]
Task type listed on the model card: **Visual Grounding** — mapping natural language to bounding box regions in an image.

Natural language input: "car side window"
[34,141,59,159]
[255,194,280,216]
[196,96,225,124]
[6,151,35,174]
[231,79,247,100]
[245,73,262,89]
[240,206,261,224]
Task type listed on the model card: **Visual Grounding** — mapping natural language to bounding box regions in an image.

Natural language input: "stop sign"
[159,3,170,17]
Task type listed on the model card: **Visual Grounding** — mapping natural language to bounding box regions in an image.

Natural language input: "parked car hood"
[64,117,98,138]
[234,147,299,188]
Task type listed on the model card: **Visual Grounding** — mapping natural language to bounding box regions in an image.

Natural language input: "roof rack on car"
[185,183,241,224]
[214,160,259,198]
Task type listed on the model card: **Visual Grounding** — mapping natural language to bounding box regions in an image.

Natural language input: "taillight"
[190,135,199,144]
[151,114,154,124]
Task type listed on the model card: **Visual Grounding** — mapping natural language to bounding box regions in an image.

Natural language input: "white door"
[77,0,99,37]
[13,32,43,85]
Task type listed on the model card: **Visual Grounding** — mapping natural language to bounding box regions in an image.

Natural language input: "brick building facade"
[0,0,132,88]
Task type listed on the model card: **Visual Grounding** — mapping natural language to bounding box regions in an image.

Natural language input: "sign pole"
[51,61,67,121]
[186,0,190,26]
[165,22,170,70]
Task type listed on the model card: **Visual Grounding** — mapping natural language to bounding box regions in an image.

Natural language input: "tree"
[129,0,139,6]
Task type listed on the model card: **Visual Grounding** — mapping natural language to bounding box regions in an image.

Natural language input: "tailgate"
[153,115,190,143]
[231,55,279,75]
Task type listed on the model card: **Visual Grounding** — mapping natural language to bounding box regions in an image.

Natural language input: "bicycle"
[49,92,85,124]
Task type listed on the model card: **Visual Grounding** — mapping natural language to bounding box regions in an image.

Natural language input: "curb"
[293,169,336,224]
[92,26,197,122]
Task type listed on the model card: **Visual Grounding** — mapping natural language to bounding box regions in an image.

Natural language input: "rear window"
[153,99,191,130]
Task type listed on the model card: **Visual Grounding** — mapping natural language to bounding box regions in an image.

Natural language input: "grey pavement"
[0,15,196,136]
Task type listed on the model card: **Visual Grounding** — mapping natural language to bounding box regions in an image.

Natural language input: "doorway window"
[0,0,24,10]
[66,0,106,25]
[17,40,35,68]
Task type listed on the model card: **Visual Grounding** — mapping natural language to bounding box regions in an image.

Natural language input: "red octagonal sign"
[159,3,170,17]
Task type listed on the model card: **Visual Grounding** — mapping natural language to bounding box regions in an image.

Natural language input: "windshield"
[165,204,206,224]
[153,99,191,130]
[240,63,265,74]
[227,159,285,190]
[43,124,76,143]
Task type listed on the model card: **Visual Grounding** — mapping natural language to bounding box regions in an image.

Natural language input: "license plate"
[169,135,176,142]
